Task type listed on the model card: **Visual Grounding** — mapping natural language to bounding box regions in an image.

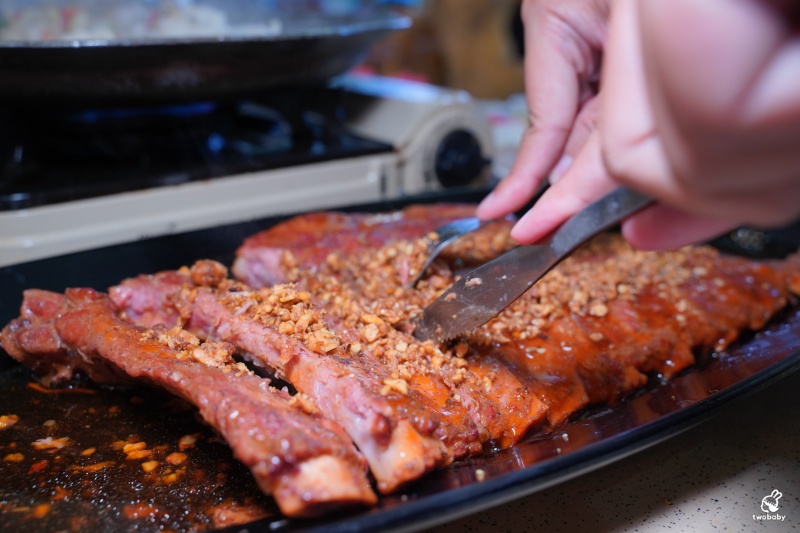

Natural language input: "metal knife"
[412,187,653,342]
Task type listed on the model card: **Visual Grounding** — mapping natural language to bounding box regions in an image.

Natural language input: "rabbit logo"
[761,490,782,513]
[753,489,786,522]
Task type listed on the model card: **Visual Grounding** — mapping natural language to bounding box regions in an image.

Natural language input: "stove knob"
[434,129,488,188]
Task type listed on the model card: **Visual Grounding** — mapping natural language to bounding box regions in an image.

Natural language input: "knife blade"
[412,187,653,342]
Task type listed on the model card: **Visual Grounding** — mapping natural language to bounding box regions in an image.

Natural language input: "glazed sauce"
[0,366,277,532]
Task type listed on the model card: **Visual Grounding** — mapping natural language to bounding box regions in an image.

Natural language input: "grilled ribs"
[110,261,483,493]
[0,288,377,517]
[232,204,516,287]
[3,203,800,519]
[235,208,799,431]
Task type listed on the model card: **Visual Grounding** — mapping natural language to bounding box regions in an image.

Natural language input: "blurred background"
[0,0,526,98]
[0,0,530,266]
[362,0,524,99]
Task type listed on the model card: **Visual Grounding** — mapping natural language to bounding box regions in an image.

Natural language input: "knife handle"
[550,187,653,256]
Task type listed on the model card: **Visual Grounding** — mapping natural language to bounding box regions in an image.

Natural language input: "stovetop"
[0,86,392,211]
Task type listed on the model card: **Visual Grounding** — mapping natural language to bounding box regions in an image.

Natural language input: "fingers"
[720,180,800,227]
[603,0,800,234]
[639,0,800,194]
[475,124,564,221]
[502,0,800,253]
[640,0,788,126]
[477,0,607,220]
[620,181,800,249]
[519,0,591,168]
[477,90,599,219]
[600,0,672,201]
[552,95,601,183]
[511,131,617,244]
[621,205,738,250]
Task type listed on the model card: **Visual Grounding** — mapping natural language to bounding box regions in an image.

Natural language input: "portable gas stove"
[0,74,494,267]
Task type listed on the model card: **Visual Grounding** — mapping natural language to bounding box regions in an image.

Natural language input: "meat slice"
[0,288,377,517]
[232,204,515,287]
[110,262,480,493]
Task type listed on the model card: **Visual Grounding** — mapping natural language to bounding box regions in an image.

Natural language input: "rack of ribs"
[233,208,800,431]
[232,204,516,287]
[3,203,800,518]
[110,261,489,493]
[0,288,377,517]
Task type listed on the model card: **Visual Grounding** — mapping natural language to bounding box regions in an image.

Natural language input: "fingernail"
[550,155,573,183]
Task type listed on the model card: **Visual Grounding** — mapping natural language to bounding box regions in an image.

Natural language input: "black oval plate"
[1,193,799,532]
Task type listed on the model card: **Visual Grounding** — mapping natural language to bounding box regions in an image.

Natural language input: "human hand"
[476,0,610,221]
[511,0,800,249]
[606,0,800,249]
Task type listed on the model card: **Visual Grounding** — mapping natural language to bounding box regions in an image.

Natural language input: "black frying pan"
[0,1,410,103]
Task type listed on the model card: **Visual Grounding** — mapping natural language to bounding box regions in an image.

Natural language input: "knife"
[412,187,653,342]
